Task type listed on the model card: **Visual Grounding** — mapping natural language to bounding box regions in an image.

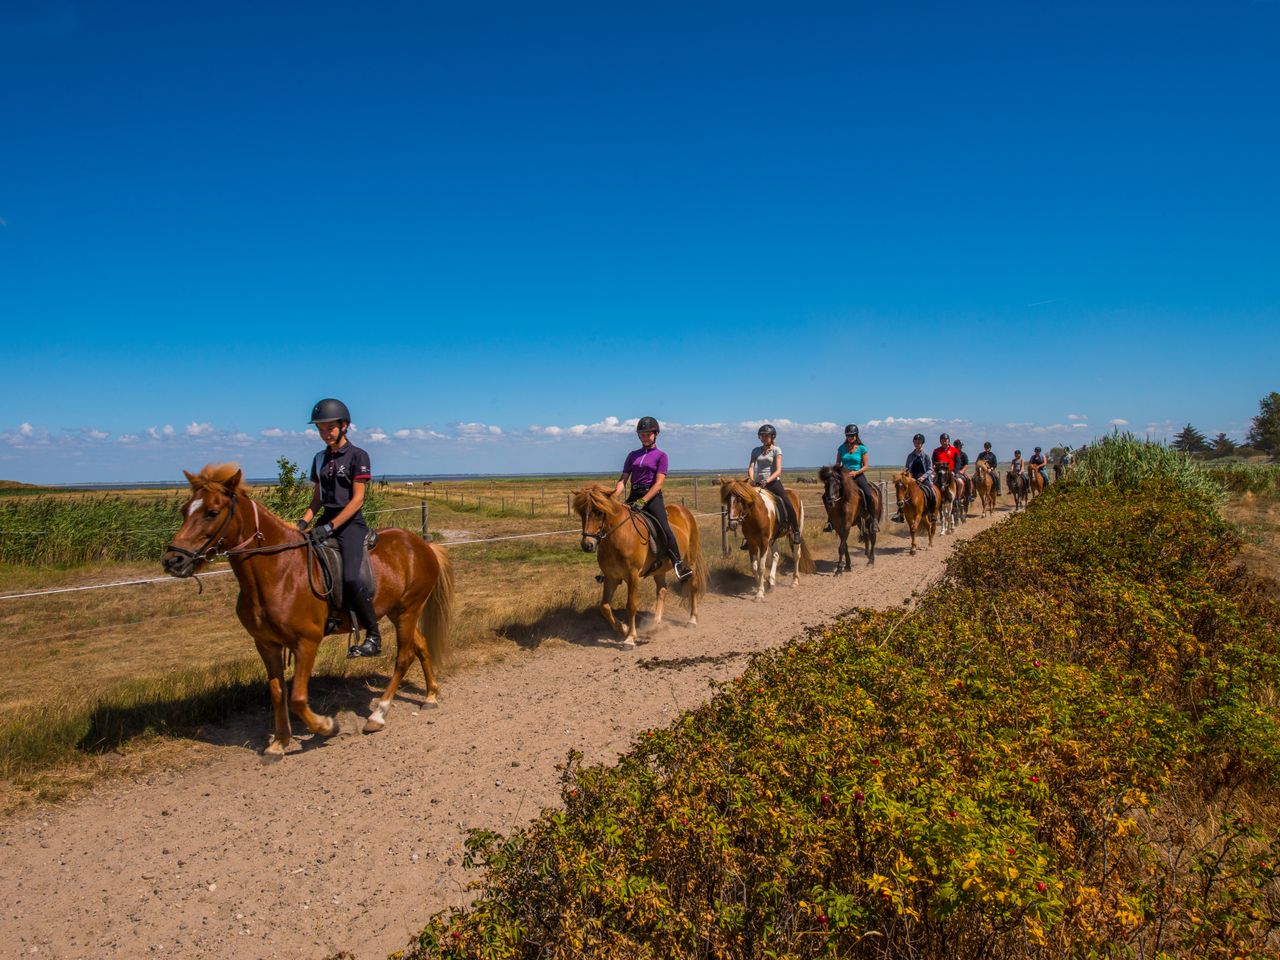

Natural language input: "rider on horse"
[933,433,960,478]
[825,424,877,533]
[614,416,693,582]
[749,424,802,545]
[299,398,382,658]
[1010,449,1025,478]
[892,433,933,522]
[1029,446,1049,485]
[954,439,972,503]
[976,441,1000,494]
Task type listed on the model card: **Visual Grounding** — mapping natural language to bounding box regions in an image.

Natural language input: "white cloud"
[394,427,448,440]
[1067,413,1086,421]
[146,424,176,440]
[77,426,109,440]
[1109,418,1129,426]
[365,428,390,443]
[118,434,140,444]
[185,421,215,437]
[735,418,838,435]
[19,423,33,437]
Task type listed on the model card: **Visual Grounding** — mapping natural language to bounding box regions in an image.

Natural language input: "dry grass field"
[0,469,900,810]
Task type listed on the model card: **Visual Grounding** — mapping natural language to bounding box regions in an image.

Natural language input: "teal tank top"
[838,443,867,472]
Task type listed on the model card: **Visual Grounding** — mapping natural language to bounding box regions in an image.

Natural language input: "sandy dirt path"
[3,509,1006,959]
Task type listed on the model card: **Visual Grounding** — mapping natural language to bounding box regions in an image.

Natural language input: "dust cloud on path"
[3,509,1008,959]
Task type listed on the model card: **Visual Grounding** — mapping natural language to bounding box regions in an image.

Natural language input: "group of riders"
[299,398,1063,659]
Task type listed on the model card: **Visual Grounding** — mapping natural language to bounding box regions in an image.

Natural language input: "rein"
[580,502,648,546]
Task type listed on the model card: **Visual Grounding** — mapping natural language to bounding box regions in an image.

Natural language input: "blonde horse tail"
[798,538,817,575]
[688,518,707,610]
[420,542,455,670]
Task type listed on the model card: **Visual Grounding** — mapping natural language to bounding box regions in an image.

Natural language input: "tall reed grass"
[1203,461,1280,495]
[1071,431,1227,504]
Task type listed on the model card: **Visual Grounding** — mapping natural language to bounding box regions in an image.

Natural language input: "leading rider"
[299,398,383,658]
[614,416,693,582]
[748,423,802,544]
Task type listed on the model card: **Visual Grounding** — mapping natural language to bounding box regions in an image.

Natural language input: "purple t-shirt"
[622,446,669,490]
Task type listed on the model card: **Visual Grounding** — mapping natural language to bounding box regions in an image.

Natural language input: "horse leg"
[834,529,846,575]
[753,547,767,600]
[365,609,420,733]
[622,572,641,646]
[255,638,291,756]
[288,635,339,738]
[865,518,876,564]
[598,577,626,638]
[770,543,782,588]
[653,571,668,625]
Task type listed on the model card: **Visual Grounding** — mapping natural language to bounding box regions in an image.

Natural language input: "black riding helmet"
[309,398,351,424]
[758,423,777,438]
[844,423,860,438]
[954,439,964,448]
[939,432,950,443]
[913,433,926,444]
[636,416,660,434]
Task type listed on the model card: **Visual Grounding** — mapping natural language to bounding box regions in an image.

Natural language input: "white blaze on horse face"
[187,498,204,517]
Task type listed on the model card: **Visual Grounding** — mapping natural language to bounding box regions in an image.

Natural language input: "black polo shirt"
[311,443,372,511]
[976,451,997,469]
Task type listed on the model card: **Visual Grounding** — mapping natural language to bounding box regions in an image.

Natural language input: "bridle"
[164,493,263,570]
[579,499,647,546]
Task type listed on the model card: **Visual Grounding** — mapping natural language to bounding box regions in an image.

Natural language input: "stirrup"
[347,633,382,658]
[673,560,693,582]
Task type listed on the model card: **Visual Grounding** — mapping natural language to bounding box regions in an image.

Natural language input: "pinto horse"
[1007,469,1031,512]
[973,461,998,518]
[893,471,936,555]
[933,463,959,536]
[720,478,816,599]
[161,464,454,754]
[574,484,705,645]
[818,465,881,573]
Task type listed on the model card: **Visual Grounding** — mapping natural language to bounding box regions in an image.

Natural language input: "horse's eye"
[205,509,219,520]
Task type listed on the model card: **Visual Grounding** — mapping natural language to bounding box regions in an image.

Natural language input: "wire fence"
[0,481,896,603]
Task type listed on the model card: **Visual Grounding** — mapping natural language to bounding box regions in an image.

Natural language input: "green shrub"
[401,481,1280,959]
[1071,432,1226,505]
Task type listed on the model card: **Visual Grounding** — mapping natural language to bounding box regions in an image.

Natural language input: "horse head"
[572,483,619,553]
[162,463,246,578]
[818,465,844,505]
[719,477,758,530]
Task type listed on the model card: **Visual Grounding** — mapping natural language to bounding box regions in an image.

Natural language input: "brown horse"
[933,462,959,536]
[161,464,454,754]
[818,465,881,573]
[973,461,998,518]
[1029,464,1047,499]
[1007,469,1030,512]
[574,484,706,645]
[720,478,816,599]
[893,471,936,555]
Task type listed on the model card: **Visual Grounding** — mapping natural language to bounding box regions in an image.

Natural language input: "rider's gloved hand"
[311,522,335,541]
[295,519,309,533]
[630,501,646,512]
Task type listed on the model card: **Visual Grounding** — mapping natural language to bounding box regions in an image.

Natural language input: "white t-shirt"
[750,444,782,484]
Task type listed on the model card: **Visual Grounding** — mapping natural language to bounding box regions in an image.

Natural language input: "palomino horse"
[893,471,936,555]
[973,461,998,518]
[933,462,959,535]
[161,464,454,754]
[1029,465,1047,499]
[1007,469,1030,512]
[720,478,816,599]
[818,464,881,573]
[574,484,706,646]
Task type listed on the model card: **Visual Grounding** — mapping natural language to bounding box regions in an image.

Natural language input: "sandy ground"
[2,508,1007,959]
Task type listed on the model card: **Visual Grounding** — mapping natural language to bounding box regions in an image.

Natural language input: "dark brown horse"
[1007,469,1030,512]
[720,478,816,599]
[818,465,881,573]
[933,462,959,535]
[575,484,706,645]
[162,464,454,754]
[893,471,936,555]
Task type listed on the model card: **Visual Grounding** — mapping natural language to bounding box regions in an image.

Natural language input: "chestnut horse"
[893,471,936,555]
[720,478,816,599]
[1029,464,1047,499]
[162,464,454,754]
[933,462,959,536]
[973,461,998,518]
[1007,469,1030,512]
[818,464,881,573]
[574,484,706,645]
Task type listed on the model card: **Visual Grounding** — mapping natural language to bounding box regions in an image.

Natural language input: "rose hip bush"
[398,481,1280,959]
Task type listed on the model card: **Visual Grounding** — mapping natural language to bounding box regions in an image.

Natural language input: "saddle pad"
[314,528,380,613]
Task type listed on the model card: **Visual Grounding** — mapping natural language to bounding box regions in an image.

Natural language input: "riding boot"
[670,551,693,582]
[346,587,383,658]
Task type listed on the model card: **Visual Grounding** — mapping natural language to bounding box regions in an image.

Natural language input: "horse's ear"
[226,469,243,491]
[183,470,199,488]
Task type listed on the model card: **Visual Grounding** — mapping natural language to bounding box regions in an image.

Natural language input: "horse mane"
[719,478,760,506]
[572,483,619,516]
[819,464,856,498]
[190,462,253,495]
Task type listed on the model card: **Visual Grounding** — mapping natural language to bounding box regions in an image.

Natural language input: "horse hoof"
[425,693,439,706]
[688,616,698,627]
[362,717,385,734]
[321,716,339,737]
[264,738,287,757]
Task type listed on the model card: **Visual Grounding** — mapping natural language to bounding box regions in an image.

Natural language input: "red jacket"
[932,444,960,469]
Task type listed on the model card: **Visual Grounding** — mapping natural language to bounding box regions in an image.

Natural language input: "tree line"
[1171,390,1279,459]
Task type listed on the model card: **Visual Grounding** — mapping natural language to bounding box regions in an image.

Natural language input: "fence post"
[693,477,699,509]
[566,492,571,516]
[421,501,428,538]
[721,505,729,557]
[530,498,535,517]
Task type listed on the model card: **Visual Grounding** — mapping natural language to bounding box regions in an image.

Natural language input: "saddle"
[314,529,379,629]
[917,480,937,514]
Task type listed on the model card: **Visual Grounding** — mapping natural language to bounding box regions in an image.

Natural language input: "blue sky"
[2,1,1276,482]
